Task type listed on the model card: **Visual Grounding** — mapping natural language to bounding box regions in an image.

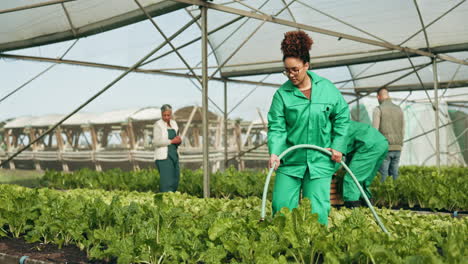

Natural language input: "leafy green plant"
[39,166,468,211]
[0,184,467,263]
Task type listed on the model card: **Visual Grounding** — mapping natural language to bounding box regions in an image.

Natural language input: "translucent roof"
[1,0,467,96]
[0,0,187,52]
[185,0,468,79]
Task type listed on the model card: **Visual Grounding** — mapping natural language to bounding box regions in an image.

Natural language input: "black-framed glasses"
[282,64,304,76]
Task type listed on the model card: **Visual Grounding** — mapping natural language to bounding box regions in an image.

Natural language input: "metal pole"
[134,0,203,85]
[172,0,468,66]
[0,39,79,105]
[0,17,199,168]
[404,116,467,143]
[433,58,441,168]
[201,5,210,198]
[0,0,75,14]
[0,53,283,88]
[224,80,228,169]
[348,61,434,104]
[356,93,360,121]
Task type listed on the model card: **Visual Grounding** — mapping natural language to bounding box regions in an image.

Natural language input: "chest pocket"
[313,103,333,126]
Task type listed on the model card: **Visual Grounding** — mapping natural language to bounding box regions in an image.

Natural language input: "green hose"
[261,144,390,235]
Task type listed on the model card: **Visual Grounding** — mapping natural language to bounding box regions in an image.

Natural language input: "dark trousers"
[379,150,401,182]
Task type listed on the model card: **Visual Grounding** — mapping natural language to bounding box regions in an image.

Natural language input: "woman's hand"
[269,154,280,170]
[326,148,342,163]
[171,136,182,145]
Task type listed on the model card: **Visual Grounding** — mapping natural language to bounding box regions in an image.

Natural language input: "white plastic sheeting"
[358,97,466,166]
[0,0,187,52]
[185,0,468,78]
[3,107,161,128]
[1,0,467,90]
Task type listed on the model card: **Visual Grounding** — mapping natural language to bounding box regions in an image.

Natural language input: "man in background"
[373,88,404,181]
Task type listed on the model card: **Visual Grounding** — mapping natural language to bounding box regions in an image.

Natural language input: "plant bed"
[39,166,468,211]
[0,237,103,264]
[1,184,467,263]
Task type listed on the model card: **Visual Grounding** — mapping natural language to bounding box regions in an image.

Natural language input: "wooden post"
[101,126,110,148]
[214,116,223,172]
[181,106,198,140]
[243,122,254,147]
[234,121,244,170]
[193,126,200,148]
[257,108,267,131]
[90,126,102,172]
[127,121,139,171]
[73,130,81,149]
[6,130,15,170]
[29,128,41,171]
[55,128,69,172]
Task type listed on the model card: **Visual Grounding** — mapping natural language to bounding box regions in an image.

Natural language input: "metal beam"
[354,79,468,93]
[171,0,468,66]
[0,17,197,167]
[399,0,466,46]
[281,0,297,24]
[297,0,390,44]
[221,43,468,77]
[447,102,468,108]
[335,61,432,86]
[404,51,435,109]
[413,0,431,52]
[349,61,434,103]
[448,127,468,147]
[201,5,210,198]
[224,80,228,169]
[339,63,376,89]
[210,0,297,79]
[433,59,441,168]
[188,0,272,76]
[135,0,202,85]
[140,15,244,67]
[0,53,283,88]
[0,0,75,14]
[228,75,270,114]
[233,0,269,16]
[186,75,224,113]
[404,115,467,143]
[0,1,188,52]
[0,39,79,105]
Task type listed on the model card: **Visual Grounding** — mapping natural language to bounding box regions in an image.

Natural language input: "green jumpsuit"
[343,121,388,202]
[155,129,180,192]
[268,71,350,225]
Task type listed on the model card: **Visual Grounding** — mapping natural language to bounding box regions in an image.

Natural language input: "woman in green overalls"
[153,104,181,192]
[268,31,350,225]
[342,120,388,208]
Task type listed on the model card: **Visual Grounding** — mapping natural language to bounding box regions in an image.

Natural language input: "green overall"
[268,71,350,225]
[155,129,180,192]
[343,121,388,201]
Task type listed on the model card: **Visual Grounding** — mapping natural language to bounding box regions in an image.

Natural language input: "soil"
[0,237,111,264]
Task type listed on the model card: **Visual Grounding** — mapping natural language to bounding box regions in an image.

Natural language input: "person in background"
[153,104,181,192]
[342,120,388,208]
[268,30,349,225]
[373,88,404,182]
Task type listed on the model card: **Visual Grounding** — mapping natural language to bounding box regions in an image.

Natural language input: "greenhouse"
[0,0,467,263]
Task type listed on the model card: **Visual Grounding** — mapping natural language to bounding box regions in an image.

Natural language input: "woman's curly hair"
[281,30,313,63]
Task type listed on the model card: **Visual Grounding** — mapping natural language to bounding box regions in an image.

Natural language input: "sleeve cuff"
[331,141,347,154]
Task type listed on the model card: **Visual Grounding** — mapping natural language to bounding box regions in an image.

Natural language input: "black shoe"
[344,200,362,209]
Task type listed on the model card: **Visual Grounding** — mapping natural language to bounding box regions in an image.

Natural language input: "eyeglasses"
[282,64,304,76]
